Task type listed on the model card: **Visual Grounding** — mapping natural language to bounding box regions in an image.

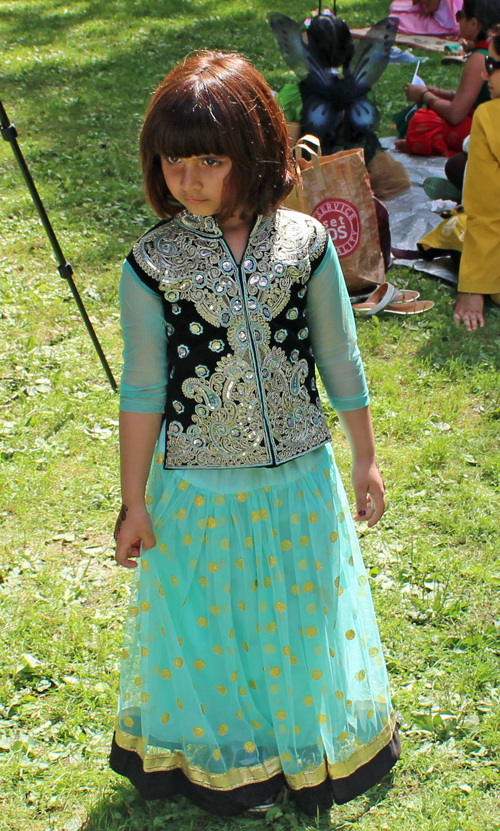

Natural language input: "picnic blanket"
[350,28,461,53]
[379,137,458,285]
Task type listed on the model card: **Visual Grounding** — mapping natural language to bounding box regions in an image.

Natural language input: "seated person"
[396,0,490,155]
[422,137,469,200]
[454,33,500,329]
[389,0,462,36]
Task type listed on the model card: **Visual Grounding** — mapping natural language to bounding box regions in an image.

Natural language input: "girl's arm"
[305,238,385,527]
[115,262,168,568]
[405,51,486,124]
[337,407,385,528]
[116,411,162,568]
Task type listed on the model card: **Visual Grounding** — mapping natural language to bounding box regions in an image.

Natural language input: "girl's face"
[161,155,232,216]
[482,45,500,100]
[458,12,480,43]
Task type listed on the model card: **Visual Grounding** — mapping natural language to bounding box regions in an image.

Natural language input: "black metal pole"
[0,98,117,392]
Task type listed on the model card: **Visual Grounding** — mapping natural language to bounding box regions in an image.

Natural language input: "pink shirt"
[389,0,462,36]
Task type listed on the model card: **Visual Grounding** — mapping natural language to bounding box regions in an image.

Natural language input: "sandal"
[383,299,434,315]
[351,283,420,316]
[246,796,278,817]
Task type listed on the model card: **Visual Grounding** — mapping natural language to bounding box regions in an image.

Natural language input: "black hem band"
[109,727,400,817]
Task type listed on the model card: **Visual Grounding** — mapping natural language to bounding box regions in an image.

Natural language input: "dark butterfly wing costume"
[268,13,398,160]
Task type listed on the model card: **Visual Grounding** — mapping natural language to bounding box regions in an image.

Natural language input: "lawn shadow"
[82,782,234,831]
[81,770,397,831]
[415,284,500,374]
[329,770,397,828]
[381,268,500,374]
[0,0,399,264]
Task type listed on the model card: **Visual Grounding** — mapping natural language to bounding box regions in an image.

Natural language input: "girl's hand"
[405,83,427,103]
[114,503,156,569]
[351,459,385,527]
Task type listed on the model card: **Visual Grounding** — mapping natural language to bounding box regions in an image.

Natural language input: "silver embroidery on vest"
[133,209,330,468]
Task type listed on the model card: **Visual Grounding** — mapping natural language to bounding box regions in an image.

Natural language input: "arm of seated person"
[425,85,455,101]
[428,51,486,124]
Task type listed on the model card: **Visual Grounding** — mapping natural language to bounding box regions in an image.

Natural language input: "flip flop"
[390,289,421,303]
[352,283,420,316]
[384,299,434,315]
[350,288,419,306]
[441,55,466,66]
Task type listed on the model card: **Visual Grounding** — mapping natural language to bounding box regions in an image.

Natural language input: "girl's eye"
[203,158,221,167]
[166,156,181,164]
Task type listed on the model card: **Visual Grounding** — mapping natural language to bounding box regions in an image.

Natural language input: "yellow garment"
[459,99,500,294]
[418,210,466,253]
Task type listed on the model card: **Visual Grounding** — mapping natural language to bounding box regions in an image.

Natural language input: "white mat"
[380,137,458,285]
[351,28,460,53]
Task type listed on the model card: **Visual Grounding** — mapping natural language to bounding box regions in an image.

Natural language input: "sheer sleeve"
[119,261,168,414]
[306,237,369,412]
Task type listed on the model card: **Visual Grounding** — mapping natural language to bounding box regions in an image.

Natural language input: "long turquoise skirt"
[113,439,397,804]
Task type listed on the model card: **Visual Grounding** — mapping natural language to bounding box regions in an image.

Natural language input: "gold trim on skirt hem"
[113,712,397,792]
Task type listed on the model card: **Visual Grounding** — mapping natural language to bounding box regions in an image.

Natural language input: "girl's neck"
[218,211,255,264]
[218,211,254,235]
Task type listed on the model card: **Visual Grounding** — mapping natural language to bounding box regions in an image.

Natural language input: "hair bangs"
[155,98,230,161]
[140,52,297,219]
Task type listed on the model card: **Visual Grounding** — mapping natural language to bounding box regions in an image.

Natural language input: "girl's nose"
[181,163,201,191]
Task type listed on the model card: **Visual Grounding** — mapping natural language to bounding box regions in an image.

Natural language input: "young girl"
[389,0,462,37]
[397,0,490,156]
[454,33,500,328]
[110,51,400,817]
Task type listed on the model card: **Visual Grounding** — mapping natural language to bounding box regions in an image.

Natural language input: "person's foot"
[453,292,484,330]
[394,139,407,152]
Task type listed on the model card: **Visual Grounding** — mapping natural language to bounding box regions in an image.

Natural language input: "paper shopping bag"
[285,142,385,294]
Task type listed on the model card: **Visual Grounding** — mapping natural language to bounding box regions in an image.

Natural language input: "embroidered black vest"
[128,208,331,469]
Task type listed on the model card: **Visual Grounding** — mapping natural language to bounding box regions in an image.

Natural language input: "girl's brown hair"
[140,51,297,220]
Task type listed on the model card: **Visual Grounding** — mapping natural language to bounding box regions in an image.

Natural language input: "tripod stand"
[0,98,117,391]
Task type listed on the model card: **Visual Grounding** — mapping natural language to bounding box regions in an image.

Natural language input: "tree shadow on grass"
[379,269,500,375]
[0,0,394,242]
[81,770,397,831]
[82,783,231,831]
[413,280,500,375]
[1,0,390,51]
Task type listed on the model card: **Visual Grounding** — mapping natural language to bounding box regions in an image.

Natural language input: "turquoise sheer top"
[119,234,369,497]
[119,235,369,483]
[120,235,368,412]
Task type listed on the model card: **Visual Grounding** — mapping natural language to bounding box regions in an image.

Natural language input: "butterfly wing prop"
[350,17,398,96]
[267,12,334,90]
[301,95,344,139]
[267,13,309,80]
[346,95,380,133]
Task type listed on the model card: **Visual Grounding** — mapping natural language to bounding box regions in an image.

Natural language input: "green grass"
[1,1,500,829]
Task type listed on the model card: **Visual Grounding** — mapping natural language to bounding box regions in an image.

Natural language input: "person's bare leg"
[453,292,484,330]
